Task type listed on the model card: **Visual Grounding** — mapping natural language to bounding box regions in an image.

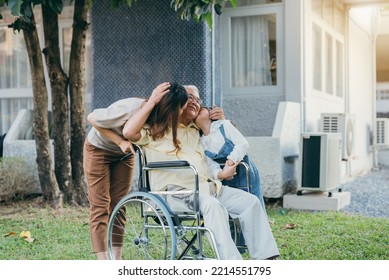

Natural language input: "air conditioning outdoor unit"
[320,113,355,160]
[376,118,389,146]
[298,133,342,194]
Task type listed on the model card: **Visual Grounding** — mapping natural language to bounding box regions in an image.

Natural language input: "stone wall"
[246,102,300,198]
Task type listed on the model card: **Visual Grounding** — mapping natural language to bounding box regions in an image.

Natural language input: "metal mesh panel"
[90,0,212,109]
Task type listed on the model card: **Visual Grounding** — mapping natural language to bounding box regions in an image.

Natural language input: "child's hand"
[218,161,238,180]
[209,105,224,120]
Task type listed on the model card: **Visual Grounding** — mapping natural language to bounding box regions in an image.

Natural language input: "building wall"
[221,95,283,137]
[299,4,377,179]
[284,0,303,104]
[90,0,213,109]
[347,12,375,175]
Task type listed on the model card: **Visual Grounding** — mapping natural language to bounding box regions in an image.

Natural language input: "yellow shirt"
[135,122,222,196]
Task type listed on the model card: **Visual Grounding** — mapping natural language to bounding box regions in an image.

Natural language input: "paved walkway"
[339,165,389,219]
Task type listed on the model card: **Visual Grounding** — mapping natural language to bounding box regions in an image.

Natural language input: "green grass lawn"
[0,200,93,260]
[0,199,388,260]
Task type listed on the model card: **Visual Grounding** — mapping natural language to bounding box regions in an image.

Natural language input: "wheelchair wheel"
[107,192,177,260]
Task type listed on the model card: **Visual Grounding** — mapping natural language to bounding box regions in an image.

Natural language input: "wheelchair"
[106,145,252,260]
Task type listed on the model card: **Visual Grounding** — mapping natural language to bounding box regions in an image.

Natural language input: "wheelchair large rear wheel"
[107,192,177,260]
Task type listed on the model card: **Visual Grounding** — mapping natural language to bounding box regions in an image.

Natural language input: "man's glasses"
[188,94,203,105]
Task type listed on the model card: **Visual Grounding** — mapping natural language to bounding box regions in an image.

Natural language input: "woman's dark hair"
[146,82,188,152]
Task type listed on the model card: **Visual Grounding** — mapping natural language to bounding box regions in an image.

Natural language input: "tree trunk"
[41,3,77,205]
[69,0,90,205]
[22,8,63,209]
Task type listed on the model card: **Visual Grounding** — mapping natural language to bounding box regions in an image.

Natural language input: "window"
[334,4,345,34]
[311,0,345,34]
[311,0,323,17]
[335,40,343,97]
[313,24,322,91]
[0,28,32,90]
[311,1,345,98]
[0,7,92,135]
[377,89,389,100]
[323,0,333,26]
[325,33,333,95]
[0,25,33,134]
[222,2,283,95]
[226,0,282,7]
[230,14,275,87]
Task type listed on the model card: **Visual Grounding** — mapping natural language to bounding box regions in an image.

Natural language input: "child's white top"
[200,120,249,179]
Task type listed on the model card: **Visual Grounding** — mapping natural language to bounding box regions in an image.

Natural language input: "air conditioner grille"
[321,113,355,160]
[322,116,339,133]
[376,119,387,145]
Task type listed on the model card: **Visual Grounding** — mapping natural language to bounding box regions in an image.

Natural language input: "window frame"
[311,16,345,100]
[221,3,284,96]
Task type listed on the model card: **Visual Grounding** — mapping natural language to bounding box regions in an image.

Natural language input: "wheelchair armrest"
[147,160,190,168]
[219,161,250,170]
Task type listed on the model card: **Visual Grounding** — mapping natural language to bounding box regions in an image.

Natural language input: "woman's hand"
[123,82,170,141]
[209,105,224,120]
[148,82,171,105]
[118,139,136,155]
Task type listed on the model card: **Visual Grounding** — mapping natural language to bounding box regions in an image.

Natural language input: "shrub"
[0,157,37,202]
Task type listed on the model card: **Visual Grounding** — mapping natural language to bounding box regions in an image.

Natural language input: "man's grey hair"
[183,85,199,95]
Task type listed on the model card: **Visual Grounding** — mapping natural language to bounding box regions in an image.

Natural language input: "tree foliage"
[170,0,236,27]
[0,0,236,28]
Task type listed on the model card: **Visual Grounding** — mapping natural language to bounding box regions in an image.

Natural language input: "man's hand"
[209,105,224,120]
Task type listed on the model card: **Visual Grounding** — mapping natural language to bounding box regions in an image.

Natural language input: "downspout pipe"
[372,8,381,170]
[345,5,351,177]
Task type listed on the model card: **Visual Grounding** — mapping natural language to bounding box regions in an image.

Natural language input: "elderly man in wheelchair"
[107,83,279,260]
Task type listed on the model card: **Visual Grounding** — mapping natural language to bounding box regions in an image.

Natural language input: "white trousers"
[199,185,280,260]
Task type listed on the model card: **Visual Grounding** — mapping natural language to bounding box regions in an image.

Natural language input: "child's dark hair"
[199,106,237,128]
[146,82,188,152]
